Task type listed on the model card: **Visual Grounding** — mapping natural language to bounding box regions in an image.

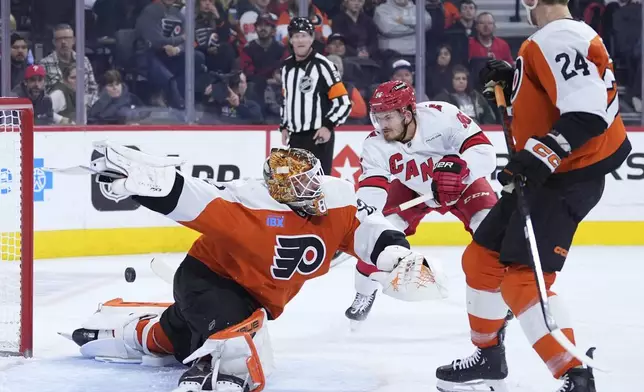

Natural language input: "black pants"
[473,177,605,273]
[288,131,335,175]
[159,255,261,363]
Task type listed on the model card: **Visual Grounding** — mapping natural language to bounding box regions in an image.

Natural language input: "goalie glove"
[370,245,448,302]
[91,141,184,197]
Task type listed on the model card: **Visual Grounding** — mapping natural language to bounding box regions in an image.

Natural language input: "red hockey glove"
[431,155,470,205]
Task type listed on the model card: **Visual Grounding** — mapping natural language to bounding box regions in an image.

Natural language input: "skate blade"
[349,319,365,332]
[436,378,508,392]
[57,332,73,341]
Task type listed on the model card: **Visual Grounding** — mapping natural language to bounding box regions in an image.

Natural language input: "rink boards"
[1,125,643,259]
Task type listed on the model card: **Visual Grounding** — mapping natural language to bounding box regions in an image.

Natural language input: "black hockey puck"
[125,267,136,282]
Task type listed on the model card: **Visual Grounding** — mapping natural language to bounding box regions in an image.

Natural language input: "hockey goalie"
[62,142,448,392]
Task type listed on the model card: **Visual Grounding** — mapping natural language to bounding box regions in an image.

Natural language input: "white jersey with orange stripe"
[357,102,497,211]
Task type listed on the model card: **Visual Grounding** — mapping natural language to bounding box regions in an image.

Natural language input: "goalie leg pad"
[73,298,176,366]
[183,309,273,392]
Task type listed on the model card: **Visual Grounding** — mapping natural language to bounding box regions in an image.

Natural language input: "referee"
[279,17,352,175]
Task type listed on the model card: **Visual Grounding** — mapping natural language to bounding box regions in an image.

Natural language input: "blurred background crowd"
[0,0,642,126]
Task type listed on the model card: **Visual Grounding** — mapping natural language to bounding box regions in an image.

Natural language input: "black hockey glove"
[479,59,514,103]
[497,134,570,187]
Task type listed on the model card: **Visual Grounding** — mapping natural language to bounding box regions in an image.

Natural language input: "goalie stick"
[493,84,606,371]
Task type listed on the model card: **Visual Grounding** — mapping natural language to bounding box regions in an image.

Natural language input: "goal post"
[0,98,34,357]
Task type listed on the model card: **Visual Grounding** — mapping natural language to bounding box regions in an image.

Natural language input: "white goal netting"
[0,108,25,354]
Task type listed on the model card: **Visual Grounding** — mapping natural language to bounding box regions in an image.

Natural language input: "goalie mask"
[263,148,327,216]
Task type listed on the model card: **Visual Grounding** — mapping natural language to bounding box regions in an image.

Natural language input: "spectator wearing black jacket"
[195,0,236,74]
[9,34,29,91]
[88,70,147,125]
[331,0,379,59]
[212,72,264,124]
[240,14,287,83]
[444,0,477,66]
[11,65,54,125]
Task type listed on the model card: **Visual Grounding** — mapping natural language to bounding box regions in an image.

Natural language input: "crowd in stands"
[1,0,642,126]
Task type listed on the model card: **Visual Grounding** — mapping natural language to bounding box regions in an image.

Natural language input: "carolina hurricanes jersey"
[510,19,629,175]
[133,173,408,318]
[358,101,497,211]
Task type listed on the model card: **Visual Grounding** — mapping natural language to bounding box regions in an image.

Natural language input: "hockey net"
[0,99,34,357]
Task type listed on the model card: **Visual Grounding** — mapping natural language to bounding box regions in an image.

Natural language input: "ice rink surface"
[1,246,641,392]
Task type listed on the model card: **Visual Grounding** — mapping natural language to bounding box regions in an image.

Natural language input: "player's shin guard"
[435,242,510,392]
[462,242,509,348]
[179,309,273,392]
[64,298,175,366]
[501,265,582,379]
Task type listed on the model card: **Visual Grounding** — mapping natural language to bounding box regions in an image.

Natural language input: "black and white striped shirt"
[280,51,352,134]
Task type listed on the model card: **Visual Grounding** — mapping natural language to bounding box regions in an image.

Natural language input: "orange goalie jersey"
[510,18,630,178]
[136,173,409,318]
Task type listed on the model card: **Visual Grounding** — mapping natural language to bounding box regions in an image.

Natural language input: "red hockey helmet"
[369,80,416,114]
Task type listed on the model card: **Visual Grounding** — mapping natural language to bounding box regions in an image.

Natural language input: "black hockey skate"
[435,329,509,392]
[174,357,250,392]
[345,290,377,322]
[555,348,596,392]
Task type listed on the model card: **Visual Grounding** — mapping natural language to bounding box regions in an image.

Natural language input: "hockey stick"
[493,85,605,371]
[150,258,175,285]
[381,193,435,216]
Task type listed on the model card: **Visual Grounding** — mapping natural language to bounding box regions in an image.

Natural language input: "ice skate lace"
[453,348,482,370]
[556,375,571,392]
[351,293,374,312]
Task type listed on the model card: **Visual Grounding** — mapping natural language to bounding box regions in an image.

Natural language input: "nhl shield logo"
[299,76,313,93]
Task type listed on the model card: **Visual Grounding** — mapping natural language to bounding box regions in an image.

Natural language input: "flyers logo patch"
[271,235,327,280]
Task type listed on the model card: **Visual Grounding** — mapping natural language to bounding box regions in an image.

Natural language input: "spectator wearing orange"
[275,0,332,45]
[442,0,460,29]
[331,0,379,58]
[10,65,54,125]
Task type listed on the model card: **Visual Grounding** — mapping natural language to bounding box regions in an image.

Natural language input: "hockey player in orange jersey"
[65,142,448,392]
[433,0,631,391]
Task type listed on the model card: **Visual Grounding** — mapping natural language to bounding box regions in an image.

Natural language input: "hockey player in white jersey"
[345,80,499,323]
